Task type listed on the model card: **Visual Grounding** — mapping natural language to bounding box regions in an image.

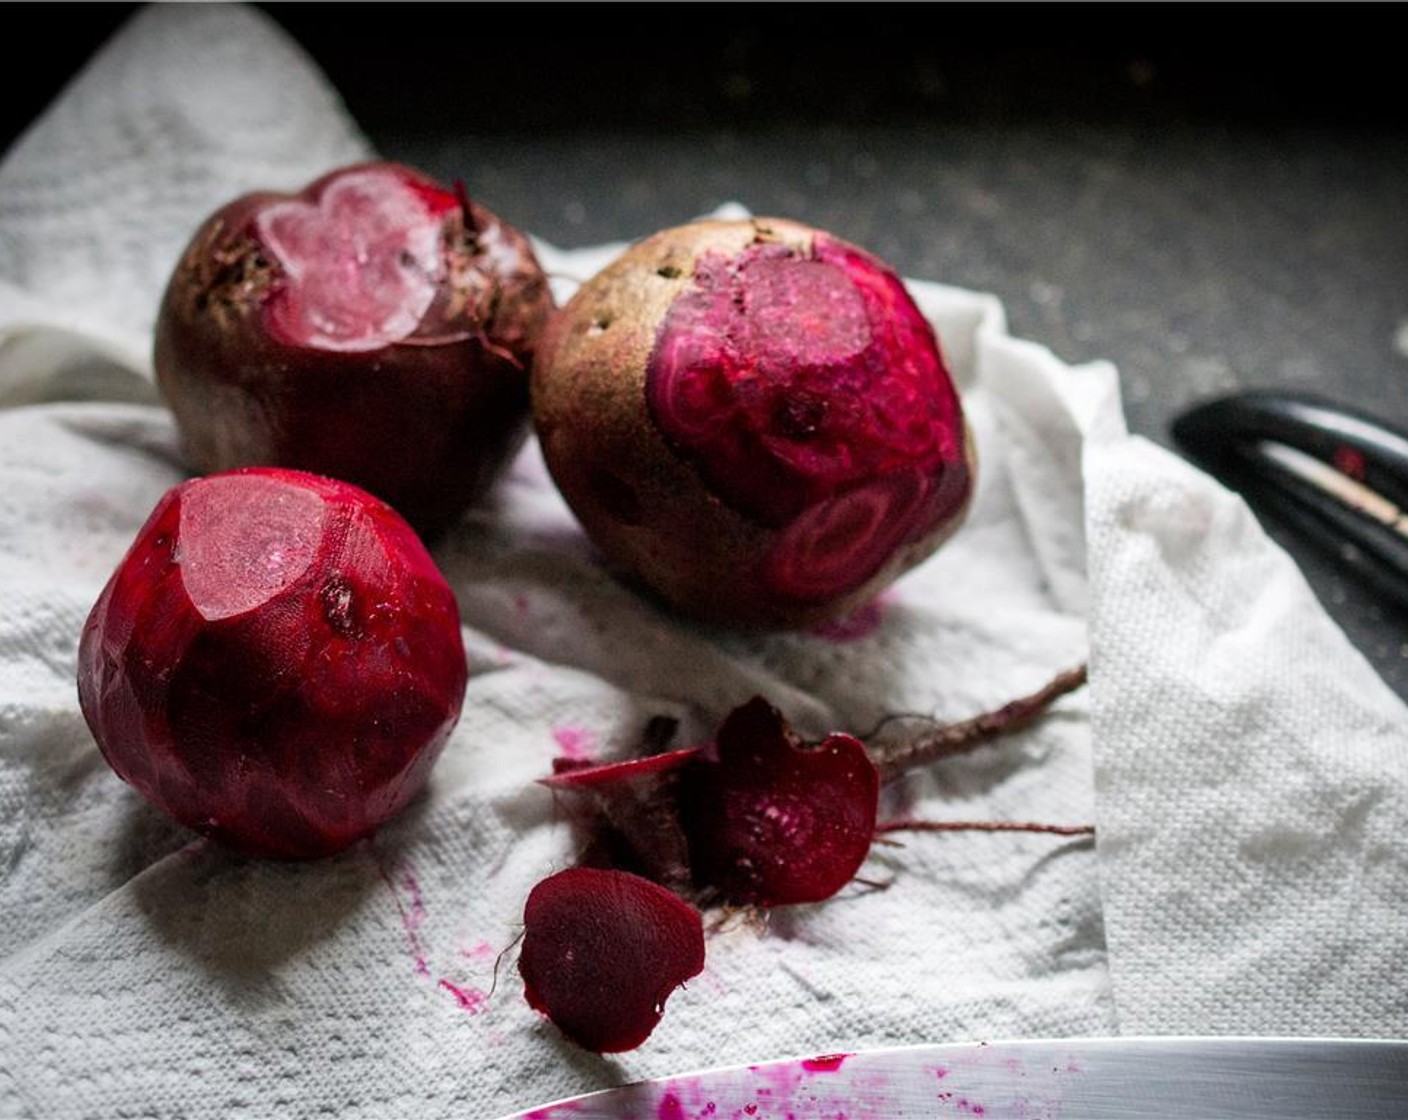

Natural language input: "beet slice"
[678,696,880,906]
[541,747,700,788]
[76,467,468,859]
[519,867,705,1053]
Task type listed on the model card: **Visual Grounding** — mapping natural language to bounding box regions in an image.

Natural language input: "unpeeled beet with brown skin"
[76,467,469,860]
[532,217,976,628]
[155,161,553,539]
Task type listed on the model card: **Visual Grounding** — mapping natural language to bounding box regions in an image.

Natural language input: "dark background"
[7,4,1408,696]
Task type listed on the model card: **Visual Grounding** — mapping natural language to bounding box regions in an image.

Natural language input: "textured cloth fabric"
[1,7,1403,1119]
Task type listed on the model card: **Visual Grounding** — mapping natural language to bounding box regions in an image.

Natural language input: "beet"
[544,749,701,892]
[532,217,975,627]
[155,161,553,538]
[518,867,705,1053]
[76,467,469,859]
[677,697,878,906]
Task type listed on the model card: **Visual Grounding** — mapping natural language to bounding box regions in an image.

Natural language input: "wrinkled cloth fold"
[1,7,1402,1119]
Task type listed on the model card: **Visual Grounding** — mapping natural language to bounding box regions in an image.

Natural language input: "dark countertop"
[10,6,1408,697]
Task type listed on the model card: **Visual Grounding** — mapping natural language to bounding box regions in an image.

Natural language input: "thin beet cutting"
[520,667,1090,1052]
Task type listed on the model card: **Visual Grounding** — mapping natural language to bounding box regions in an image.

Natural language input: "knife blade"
[500,1036,1408,1119]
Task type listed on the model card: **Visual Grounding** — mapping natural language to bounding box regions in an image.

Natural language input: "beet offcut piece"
[678,696,880,906]
[519,867,706,1053]
[76,467,469,859]
[155,161,553,538]
[532,217,975,627]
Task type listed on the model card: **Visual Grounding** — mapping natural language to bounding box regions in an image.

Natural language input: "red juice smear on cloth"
[551,725,598,762]
[807,593,890,642]
[437,979,488,1013]
[801,1053,851,1072]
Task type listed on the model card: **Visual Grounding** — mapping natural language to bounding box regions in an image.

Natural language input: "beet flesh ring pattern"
[532,218,974,628]
[648,234,969,603]
[76,468,469,860]
[678,696,879,907]
[155,162,553,539]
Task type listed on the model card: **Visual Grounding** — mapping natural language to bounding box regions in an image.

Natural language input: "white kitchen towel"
[0,6,1402,1120]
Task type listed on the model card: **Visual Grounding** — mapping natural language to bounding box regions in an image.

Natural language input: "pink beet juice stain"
[656,1093,686,1120]
[400,867,429,974]
[800,1054,850,1073]
[437,978,488,1013]
[460,939,497,961]
[806,594,889,642]
[376,856,430,975]
[551,725,598,762]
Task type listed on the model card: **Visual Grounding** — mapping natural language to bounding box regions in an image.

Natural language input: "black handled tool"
[1172,389,1408,611]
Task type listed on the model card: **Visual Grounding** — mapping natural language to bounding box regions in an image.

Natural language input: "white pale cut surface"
[0,8,1403,1120]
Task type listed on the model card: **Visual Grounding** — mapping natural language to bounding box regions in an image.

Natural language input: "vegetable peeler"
[1171,389,1408,611]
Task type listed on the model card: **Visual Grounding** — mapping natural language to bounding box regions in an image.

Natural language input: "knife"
[500,1036,1408,1119]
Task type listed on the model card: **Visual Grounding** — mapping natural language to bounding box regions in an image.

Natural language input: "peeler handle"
[1172,390,1408,611]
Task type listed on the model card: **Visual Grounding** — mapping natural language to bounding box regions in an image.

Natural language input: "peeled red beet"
[154,161,553,538]
[76,467,469,859]
[678,697,879,906]
[532,217,975,627]
[519,867,706,1053]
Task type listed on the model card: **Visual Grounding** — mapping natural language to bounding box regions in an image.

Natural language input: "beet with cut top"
[532,217,975,627]
[76,467,469,859]
[518,867,706,1053]
[677,697,878,907]
[155,161,553,538]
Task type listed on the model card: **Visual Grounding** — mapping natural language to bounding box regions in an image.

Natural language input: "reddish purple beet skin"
[155,162,553,538]
[76,467,469,859]
[519,867,706,1053]
[532,218,975,627]
[679,697,879,906]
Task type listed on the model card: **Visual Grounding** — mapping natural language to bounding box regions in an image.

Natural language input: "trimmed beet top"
[533,218,974,627]
[76,467,469,859]
[678,697,878,906]
[155,161,553,538]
